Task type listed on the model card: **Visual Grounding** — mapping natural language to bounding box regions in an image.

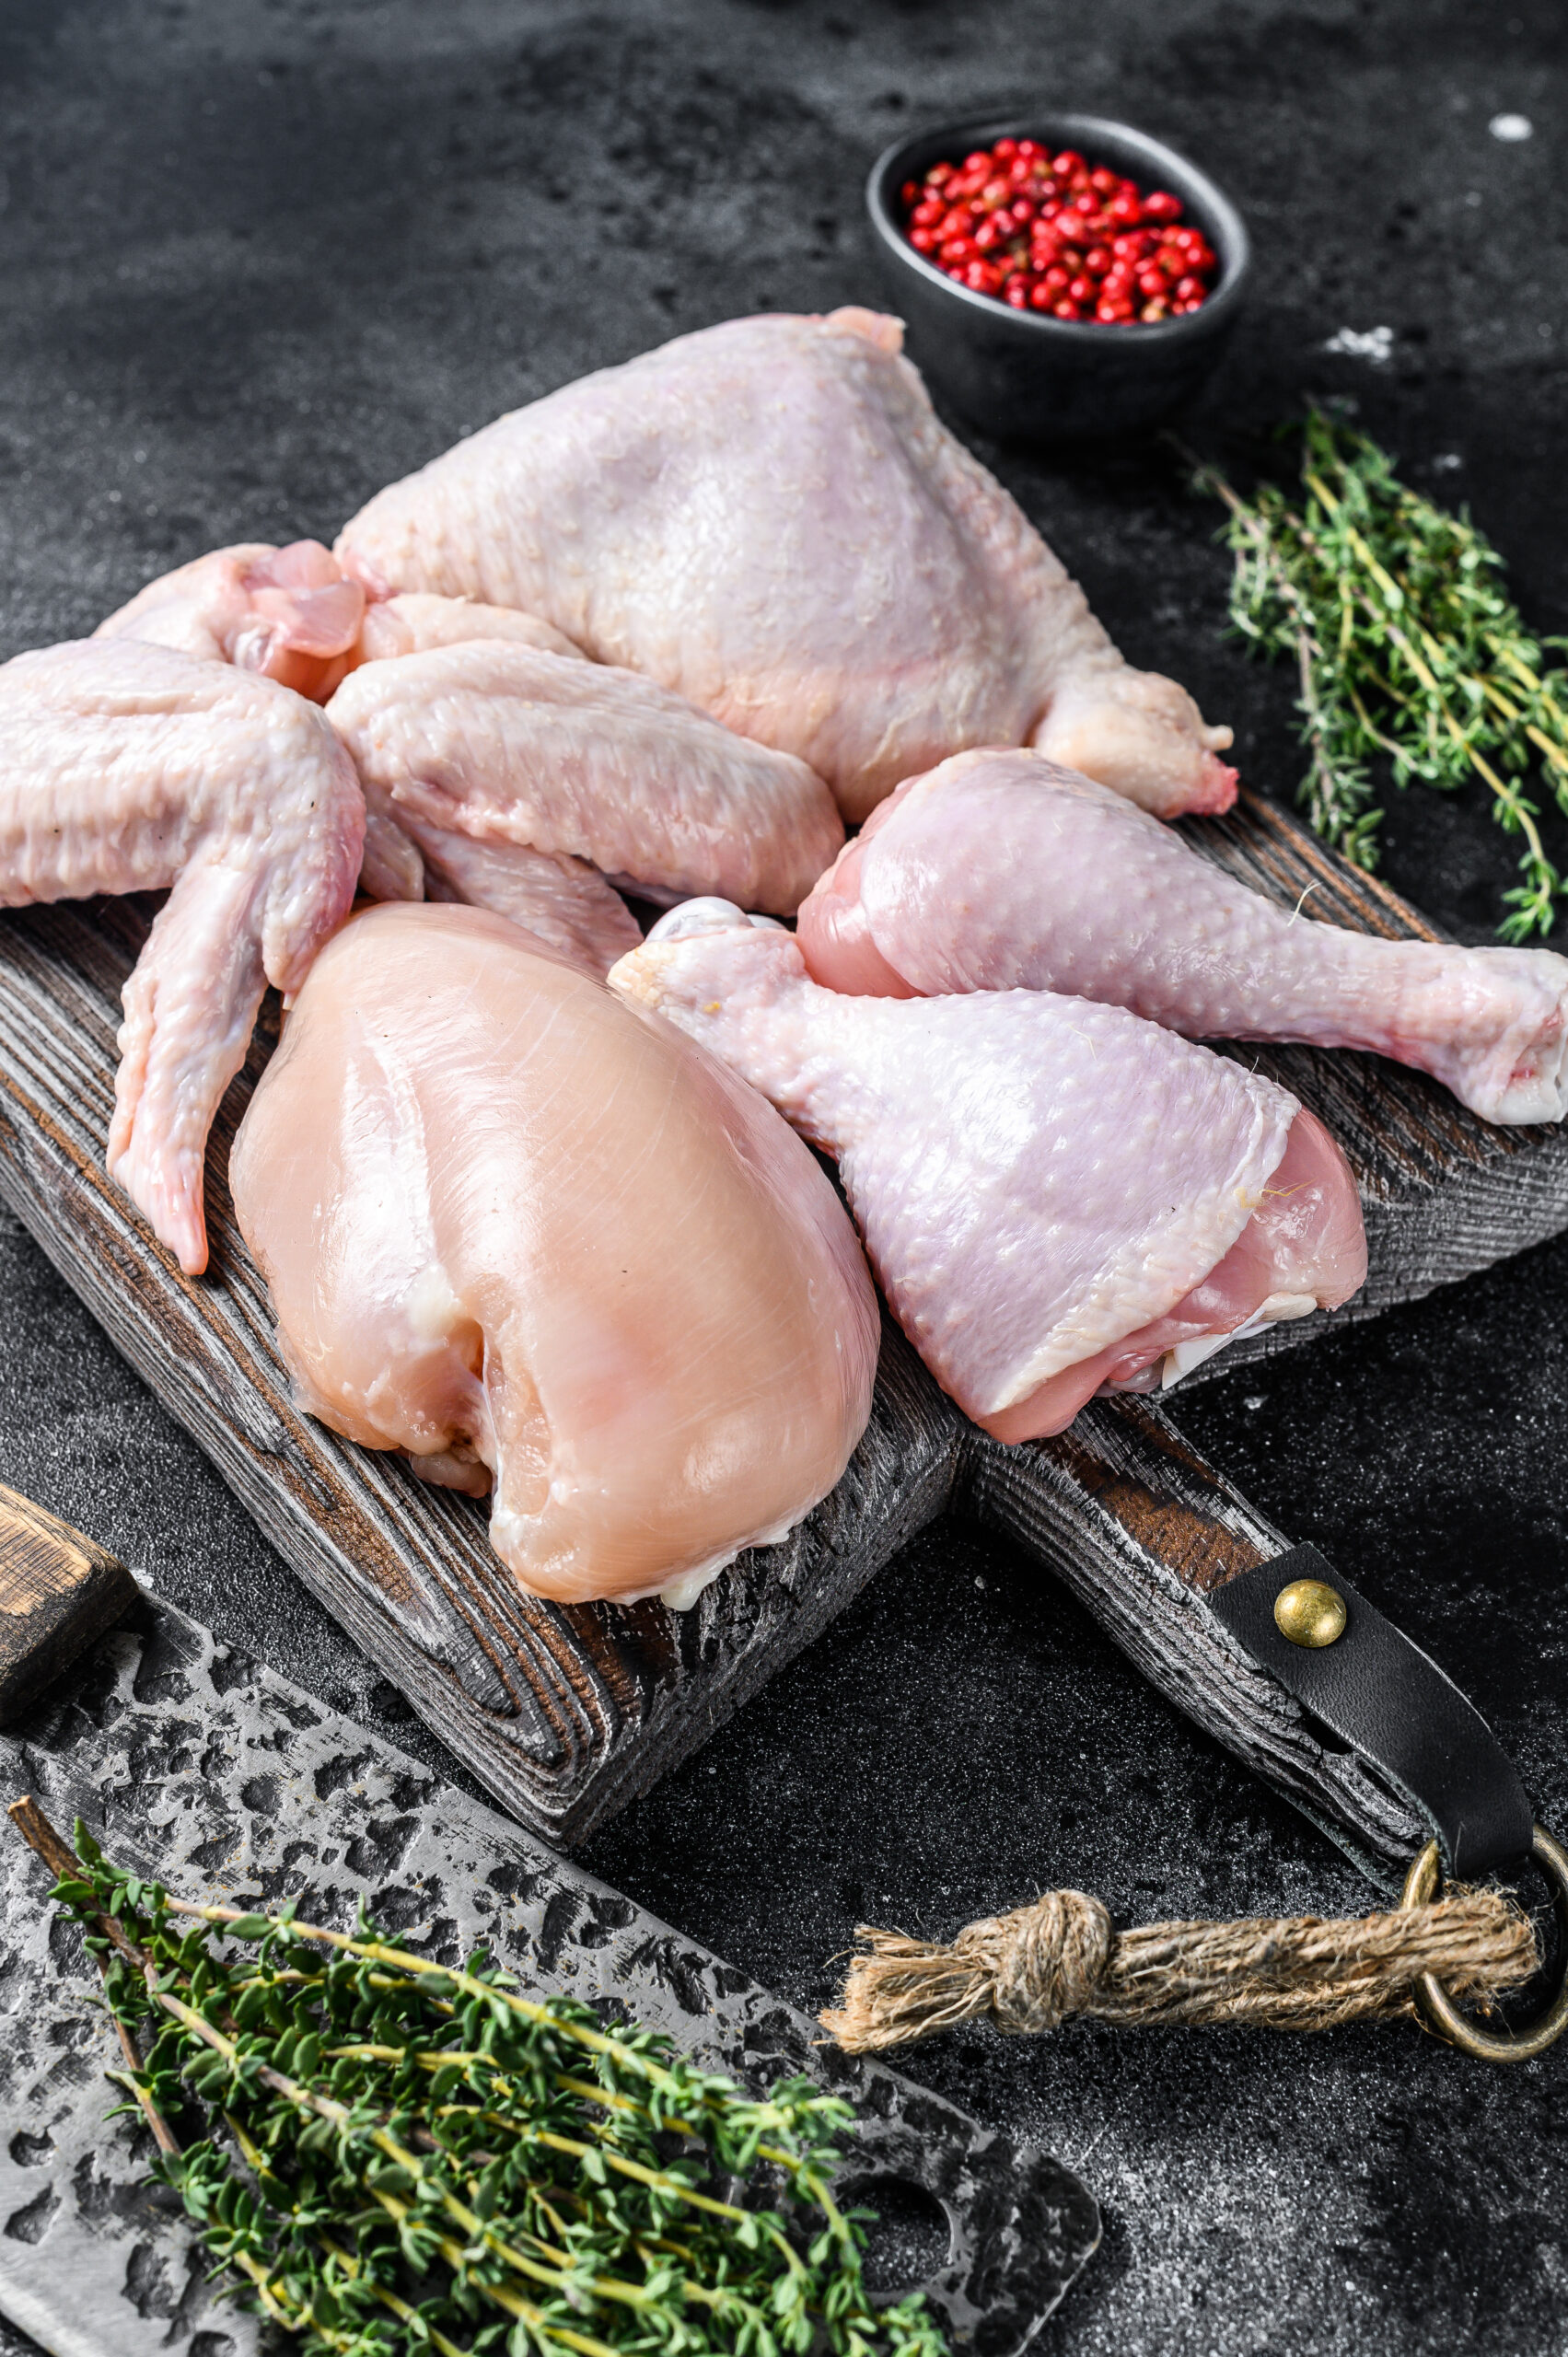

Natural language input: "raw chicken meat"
[352,591,584,666]
[343,596,651,950]
[412,832,642,978]
[96,540,366,703]
[336,308,1237,824]
[0,639,364,1273]
[610,904,1365,1438]
[327,638,844,943]
[799,749,1568,1125]
[229,903,879,1605]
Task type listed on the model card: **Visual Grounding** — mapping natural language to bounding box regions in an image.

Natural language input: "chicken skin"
[352,591,584,667]
[230,904,879,1606]
[0,639,364,1272]
[327,637,844,963]
[95,540,366,703]
[336,308,1237,824]
[799,750,1568,1125]
[611,905,1365,1437]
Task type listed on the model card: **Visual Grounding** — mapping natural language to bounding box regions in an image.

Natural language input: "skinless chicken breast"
[229,903,880,1605]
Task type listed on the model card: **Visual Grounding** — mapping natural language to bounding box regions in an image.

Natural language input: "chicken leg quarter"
[337,308,1237,823]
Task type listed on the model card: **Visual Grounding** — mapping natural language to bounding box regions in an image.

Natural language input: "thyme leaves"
[1191,410,1568,942]
[34,1811,946,2357]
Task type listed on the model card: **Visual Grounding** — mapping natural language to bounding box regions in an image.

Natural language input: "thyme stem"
[1189,409,1568,940]
[11,1800,945,2357]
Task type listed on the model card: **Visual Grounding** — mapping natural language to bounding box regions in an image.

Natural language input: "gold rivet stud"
[1273,1576,1347,1648]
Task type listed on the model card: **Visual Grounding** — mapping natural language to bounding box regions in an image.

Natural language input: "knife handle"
[960,1399,1531,1893]
[0,1481,139,1726]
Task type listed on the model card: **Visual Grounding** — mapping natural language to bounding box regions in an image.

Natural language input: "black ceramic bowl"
[866,110,1250,442]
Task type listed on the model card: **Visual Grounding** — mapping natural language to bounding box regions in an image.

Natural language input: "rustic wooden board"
[0,894,965,1844]
[0,795,1561,1861]
[0,1482,139,1725]
[962,1405,1429,1888]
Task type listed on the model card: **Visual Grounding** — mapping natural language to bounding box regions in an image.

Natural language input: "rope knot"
[819,1876,1539,2055]
[961,1888,1113,2034]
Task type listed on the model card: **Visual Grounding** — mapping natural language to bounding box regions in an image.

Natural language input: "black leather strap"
[1209,1544,1533,1880]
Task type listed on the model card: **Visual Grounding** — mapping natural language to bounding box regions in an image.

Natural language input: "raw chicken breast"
[336,308,1236,824]
[96,540,366,703]
[799,749,1568,1125]
[0,639,364,1272]
[611,905,1365,1438]
[327,637,843,924]
[229,903,879,1605]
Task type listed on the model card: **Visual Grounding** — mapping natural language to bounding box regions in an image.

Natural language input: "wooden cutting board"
[0,793,1562,1863]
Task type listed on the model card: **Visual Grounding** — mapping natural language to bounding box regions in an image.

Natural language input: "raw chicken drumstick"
[0,639,365,1274]
[336,308,1237,824]
[96,540,366,702]
[611,906,1366,1438]
[799,749,1568,1126]
[230,903,879,1606]
[327,637,844,973]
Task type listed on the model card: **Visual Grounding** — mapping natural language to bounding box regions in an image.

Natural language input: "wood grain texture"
[959,1410,1426,1887]
[0,894,964,1841]
[0,1480,139,1725]
[0,789,1559,1857]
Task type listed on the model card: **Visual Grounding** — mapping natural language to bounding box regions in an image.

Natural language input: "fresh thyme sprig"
[22,1805,944,2357]
[1189,408,1568,942]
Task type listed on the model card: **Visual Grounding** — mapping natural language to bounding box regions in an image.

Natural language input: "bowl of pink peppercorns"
[866,112,1249,440]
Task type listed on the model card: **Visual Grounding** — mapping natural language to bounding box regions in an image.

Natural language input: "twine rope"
[820,1883,1538,2053]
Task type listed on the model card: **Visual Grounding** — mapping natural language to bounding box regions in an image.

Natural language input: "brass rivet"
[1274,1576,1347,1648]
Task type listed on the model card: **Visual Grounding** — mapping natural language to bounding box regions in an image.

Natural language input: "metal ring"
[1399,1823,1568,2062]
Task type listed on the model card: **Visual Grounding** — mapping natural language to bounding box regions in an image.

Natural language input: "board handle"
[959,1399,1436,1889]
[0,1483,141,1727]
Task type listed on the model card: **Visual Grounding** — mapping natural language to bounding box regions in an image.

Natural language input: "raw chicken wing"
[230,903,879,1605]
[0,639,365,1272]
[96,540,366,703]
[611,905,1365,1437]
[353,591,584,666]
[327,638,843,952]
[413,833,643,977]
[337,309,1236,824]
[800,750,1568,1125]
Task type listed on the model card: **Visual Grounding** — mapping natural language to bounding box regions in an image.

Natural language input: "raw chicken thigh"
[96,540,366,703]
[327,638,843,964]
[611,906,1365,1438]
[800,749,1568,1126]
[230,903,879,1605]
[0,639,364,1273]
[337,308,1237,824]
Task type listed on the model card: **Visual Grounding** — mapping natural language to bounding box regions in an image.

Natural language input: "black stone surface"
[1,4,1565,2351]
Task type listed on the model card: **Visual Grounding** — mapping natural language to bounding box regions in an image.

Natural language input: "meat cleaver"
[0,1551,1100,2357]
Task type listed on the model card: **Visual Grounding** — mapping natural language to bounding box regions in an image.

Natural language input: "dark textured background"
[3,3,1567,2351]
